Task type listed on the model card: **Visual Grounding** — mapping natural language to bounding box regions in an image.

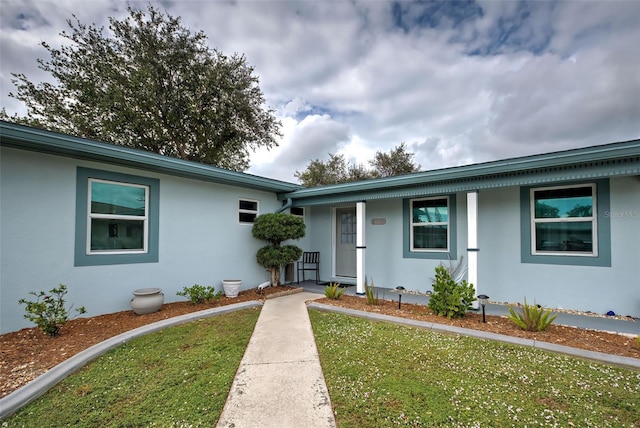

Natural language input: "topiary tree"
[252,213,305,286]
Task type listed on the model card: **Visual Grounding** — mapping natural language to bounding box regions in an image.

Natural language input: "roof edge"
[0,121,303,193]
[282,138,640,199]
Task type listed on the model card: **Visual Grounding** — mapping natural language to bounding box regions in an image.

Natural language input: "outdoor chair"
[297,251,320,284]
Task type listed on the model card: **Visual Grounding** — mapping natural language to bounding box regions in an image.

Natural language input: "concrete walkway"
[216,292,336,428]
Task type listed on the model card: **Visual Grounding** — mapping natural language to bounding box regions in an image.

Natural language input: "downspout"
[275,198,292,213]
[275,198,294,284]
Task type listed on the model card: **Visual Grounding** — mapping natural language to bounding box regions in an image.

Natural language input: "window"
[290,207,304,218]
[403,195,456,259]
[75,168,159,266]
[531,184,596,256]
[410,197,449,251]
[520,180,611,267]
[340,210,356,244]
[239,199,259,223]
[88,179,148,252]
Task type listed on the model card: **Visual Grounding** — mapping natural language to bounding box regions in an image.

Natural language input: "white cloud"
[249,113,351,182]
[1,0,638,183]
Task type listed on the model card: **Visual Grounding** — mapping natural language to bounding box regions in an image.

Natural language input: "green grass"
[3,308,260,427]
[309,310,640,428]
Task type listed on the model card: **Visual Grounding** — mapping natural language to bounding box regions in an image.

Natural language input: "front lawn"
[2,308,260,427]
[310,310,640,428]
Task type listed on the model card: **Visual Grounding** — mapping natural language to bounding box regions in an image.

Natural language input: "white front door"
[335,207,357,278]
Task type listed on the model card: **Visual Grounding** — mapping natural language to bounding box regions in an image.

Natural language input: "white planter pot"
[130,288,164,315]
[222,280,242,298]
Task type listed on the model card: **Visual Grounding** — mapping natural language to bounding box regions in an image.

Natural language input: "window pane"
[239,200,258,211]
[535,221,593,252]
[290,207,304,216]
[341,213,356,244]
[91,219,144,250]
[239,212,257,223]
[91,181,146,216]
[412,199,448,223]
[534,187,592,218]
[413,225,447,249]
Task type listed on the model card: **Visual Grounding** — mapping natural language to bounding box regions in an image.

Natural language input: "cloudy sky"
[1,1,639,182]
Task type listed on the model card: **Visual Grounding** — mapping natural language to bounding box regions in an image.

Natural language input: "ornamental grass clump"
[324,282,345,300]
[176,284,222,304]
[18,284,86,337]
[428,265,476,319]
[364,278,379,305]
[506,298,558,332]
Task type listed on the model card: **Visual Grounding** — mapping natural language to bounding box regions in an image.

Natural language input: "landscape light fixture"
[395,286,405,309]
[477,294,489,323]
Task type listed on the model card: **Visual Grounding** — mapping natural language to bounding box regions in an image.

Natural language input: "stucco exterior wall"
[0,147,283,333]
[304,204,335,282]
[304,177,639,317]
[2,140,637,334]
[478,178,639,316]
[304,196,467,290]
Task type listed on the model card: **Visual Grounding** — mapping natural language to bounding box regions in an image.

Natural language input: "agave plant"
[364,278,379,305]
[324,282,345,300]
[506,298,558,332]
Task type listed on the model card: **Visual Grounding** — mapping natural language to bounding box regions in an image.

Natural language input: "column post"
[356,201,366,295]
[467,191,479,309]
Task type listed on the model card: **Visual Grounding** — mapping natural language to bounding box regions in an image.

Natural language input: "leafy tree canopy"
[294,143,420,187]
[1,5,280,171]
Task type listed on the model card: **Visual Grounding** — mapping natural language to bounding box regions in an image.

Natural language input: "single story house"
[1,120,639,333]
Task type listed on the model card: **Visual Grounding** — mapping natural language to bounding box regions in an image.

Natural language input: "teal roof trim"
[0,121,302,193]
[284,139,640,206]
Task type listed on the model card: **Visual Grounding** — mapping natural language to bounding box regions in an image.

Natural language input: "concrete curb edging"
[307,302,640,370]
[264,287,303,299]
[0,301,263,420]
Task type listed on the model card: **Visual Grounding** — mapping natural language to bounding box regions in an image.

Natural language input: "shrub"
[252,213,305,286]
[18,284,86,336]
[364,278,378,305]
[428,265,476,319]
[176,284,222,304]
[506,298,558,332]
[324,282,345,300]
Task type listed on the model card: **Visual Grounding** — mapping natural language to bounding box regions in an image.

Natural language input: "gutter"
[275,198,292,213]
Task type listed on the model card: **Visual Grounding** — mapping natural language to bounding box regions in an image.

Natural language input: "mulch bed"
[1,286,638,399]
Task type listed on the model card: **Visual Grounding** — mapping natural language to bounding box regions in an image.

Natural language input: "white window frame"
[86,178,149,255]
[530,183,597,257]
[238,198,259,224]
[410,196,449,252]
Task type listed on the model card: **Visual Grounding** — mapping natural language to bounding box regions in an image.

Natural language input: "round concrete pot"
[130,288,164,315]
[222,280,241,298]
